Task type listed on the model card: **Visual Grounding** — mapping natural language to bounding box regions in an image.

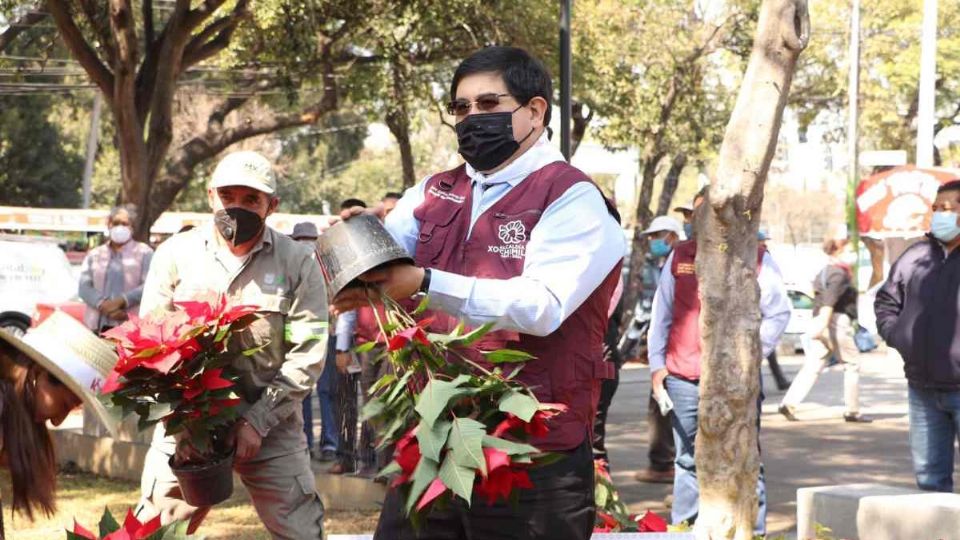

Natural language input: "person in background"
[79,205,154,333]
[291,221,321,457]
[0,312,118,538]
[876,179,960,492]
[634,216,684,484]
[674,202,694,240]
[648,194,790,534]
[382,192,403,218]
[758,228,791,391]
[779,232,870,423]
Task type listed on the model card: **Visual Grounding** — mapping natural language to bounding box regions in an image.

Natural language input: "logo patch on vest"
[428,186,466,204]
[488,220,528,259]
[676,262,696,275]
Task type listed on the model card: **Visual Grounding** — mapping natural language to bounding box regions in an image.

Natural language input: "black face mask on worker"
[455,107,534,172]
[214,207,264,246]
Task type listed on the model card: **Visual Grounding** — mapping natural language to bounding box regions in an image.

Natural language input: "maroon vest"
[355,305,387,346]
[412,162,622,451]
[666,241,764,381]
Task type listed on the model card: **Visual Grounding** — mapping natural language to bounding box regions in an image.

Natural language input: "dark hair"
[339,198,367,210]
[936,179,960,195]
[382,192,402,201]
[822,238,846,256]
[450,46,553,127]
[0,343,57,520]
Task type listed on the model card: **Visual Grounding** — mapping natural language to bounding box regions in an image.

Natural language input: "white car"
[779,287,814,355]
[0,235,79,336]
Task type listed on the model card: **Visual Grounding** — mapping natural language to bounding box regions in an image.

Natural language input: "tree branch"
[184,0,230,32]
[0,7,46,54]
[78,0,116,65]
[45,0,114,96]
[182,0,248,70]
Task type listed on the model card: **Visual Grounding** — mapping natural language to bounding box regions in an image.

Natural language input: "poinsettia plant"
[67,508,200,539]
[101,294,259,460]
[593,458,668,533]
[358,294,566,522]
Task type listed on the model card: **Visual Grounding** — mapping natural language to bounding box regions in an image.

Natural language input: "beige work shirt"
[140,224,328,458]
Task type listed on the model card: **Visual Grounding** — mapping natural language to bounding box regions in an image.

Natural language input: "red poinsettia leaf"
[72,519,98,540]
[140,350,182,374]
[101,371,123,394]
[492,414,524,437]
[102,529,133,540]
[183,381,202,401]
[133,515,162,539]
[525,411,551,437]
[121,509,141,533]
[416,477,448,511]
[511,468,533,489]
[387,334,408,352]
[635,510,668,532]
[395,439,422,475]
[593,525,614,533]
[482,447,511,476]
[597,511,619,529]
[220,303,259,325]
[177,338,202,361]
[201,368,234,391]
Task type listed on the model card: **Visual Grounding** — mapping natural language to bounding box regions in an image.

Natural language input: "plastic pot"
[169,451,235,507]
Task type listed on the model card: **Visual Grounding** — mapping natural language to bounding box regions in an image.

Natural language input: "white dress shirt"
[384,133,626,337]
[648,250,791,373]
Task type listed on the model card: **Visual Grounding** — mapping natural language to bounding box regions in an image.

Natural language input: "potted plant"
[101,295,259,507]
[68,508,199,539]
[357,294,568,521]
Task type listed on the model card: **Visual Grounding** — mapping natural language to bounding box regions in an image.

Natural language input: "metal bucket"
[317,214,412,299]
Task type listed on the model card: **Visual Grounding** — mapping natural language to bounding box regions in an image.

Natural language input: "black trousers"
[373,438,595,540]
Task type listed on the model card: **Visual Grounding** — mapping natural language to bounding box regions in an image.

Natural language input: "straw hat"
[0,311,119,436]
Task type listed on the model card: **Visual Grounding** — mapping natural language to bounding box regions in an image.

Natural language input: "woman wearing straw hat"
[0,311,118,534]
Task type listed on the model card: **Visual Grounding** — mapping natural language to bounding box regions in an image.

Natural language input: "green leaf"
[413,376,470,427]
[241,341,270,356]
[404,457,440,515]
[449,322,495,347]
[386,370,414,405]
[416,419,452,462]
[438,453,476,505]
[147,402,174,422]
[481,435,539,456]
[361,397,386,421]
[354,341,377,354]
[483,349,536,364]
[498,390,538,422]
[99,506,120,536]
[446,417,486,474]
[413,295,431,315]
[377,460,403,478]
[369,373,398,395]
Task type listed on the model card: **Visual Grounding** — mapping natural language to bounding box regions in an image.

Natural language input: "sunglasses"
[446,93,512,116]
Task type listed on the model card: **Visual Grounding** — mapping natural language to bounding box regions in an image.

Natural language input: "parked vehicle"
[0,235,83,335]
[780,286,814,355]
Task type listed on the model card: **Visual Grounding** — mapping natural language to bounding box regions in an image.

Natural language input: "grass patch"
[3,470,379,539]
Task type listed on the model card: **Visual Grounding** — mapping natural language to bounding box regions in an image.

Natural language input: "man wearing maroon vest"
[647,197,790,535]
[334,46,625,540]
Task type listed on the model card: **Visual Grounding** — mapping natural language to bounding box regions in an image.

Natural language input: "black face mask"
[455,108,534,172]
[214,207,264,246]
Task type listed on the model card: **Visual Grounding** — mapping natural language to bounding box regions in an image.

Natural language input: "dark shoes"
[635,467,675,484]
[778,404,799,422]
[844,412,873,423]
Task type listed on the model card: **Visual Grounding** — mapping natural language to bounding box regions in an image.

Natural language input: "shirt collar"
[465,132,565,188]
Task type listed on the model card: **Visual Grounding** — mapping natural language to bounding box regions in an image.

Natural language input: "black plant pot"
[169,450,235,507]
[317,214,412,299]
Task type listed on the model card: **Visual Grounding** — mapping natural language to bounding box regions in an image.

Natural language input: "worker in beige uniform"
[135,151,328,539]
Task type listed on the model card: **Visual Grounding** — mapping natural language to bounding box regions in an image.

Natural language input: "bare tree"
[694,0,809,538]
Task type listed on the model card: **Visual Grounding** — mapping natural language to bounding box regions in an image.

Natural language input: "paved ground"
[604,347,922,537]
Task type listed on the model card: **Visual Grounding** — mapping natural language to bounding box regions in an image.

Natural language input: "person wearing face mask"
[79,205,154,333]
[334,46,625,540]
[779,232,871,423]
[630,216,683,484]
[135,151,329,538]
[875,178,960,492]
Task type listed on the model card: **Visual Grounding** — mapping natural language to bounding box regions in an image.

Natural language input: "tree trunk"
[386,57,416,189]
[656,152,687,217]
[620,147,666,330]
[570,101,594,157]
[694,1,808,539]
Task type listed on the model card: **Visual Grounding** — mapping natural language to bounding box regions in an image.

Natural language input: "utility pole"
[916,0,938,168]
[81,93,102,209]
[846,0,861,287]
[559,0,572,160]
